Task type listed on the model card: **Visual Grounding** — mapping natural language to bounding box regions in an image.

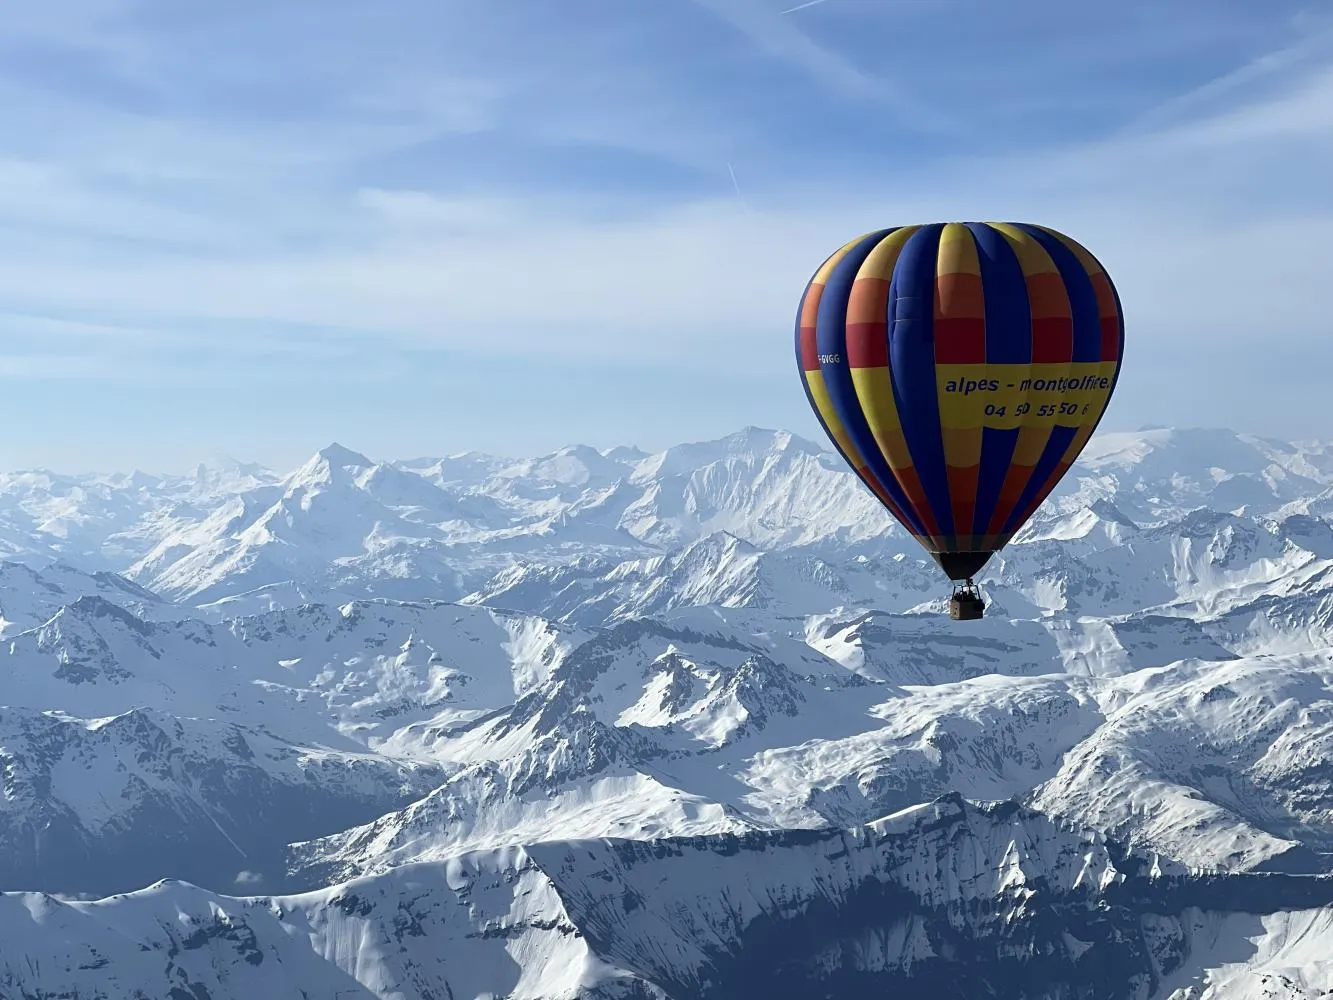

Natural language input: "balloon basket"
[949,580,985,621]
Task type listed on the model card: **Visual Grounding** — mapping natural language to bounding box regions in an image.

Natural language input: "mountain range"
[2,425,1333,998]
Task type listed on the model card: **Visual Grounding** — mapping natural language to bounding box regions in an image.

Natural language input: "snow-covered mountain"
[0,706,442,896]
[4,425,1333,997]
[7,426,1331,624]
[0,560,168,636]
[4,799,1332,999]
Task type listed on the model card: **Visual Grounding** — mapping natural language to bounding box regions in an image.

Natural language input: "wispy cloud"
[1124,16,1333,132]
[688,0,961,132]
[0,0,1329,466]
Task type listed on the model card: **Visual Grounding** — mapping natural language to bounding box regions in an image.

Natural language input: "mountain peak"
[725,426,792,451]
[601,444,648,462]
[286,443,376,488]
[194,453,272,475]
[315,443,373,468]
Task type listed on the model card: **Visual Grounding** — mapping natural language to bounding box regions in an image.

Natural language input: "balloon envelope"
[795,222,1124,580]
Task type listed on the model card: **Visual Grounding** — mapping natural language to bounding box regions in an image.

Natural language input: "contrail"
[782,0,955,11]
[727,162,750,211]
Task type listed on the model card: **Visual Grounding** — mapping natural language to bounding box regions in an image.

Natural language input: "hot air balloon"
[795,222,1124,620]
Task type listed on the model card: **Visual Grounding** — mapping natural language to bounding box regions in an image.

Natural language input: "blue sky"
[1,0,1331,471]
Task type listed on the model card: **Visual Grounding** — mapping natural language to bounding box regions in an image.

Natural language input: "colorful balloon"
[795,222,1124,592]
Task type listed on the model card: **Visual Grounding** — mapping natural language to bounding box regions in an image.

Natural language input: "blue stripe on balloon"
[1003,424,1077,535]
[966,222,1030,538]
[967,222,1032,365]
[975,426,1019,540]
[1016,223,1100,364]
[887,223,953,540]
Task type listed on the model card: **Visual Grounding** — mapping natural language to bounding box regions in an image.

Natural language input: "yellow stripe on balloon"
[803,368,867,466]
[848,226,917,470]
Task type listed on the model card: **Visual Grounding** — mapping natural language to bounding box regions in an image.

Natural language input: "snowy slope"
[291,616,875,883]
[3,799,1332,1000]
[464,533,943,626]
[0,460,279,571]
[3,426,1333,996]
[127,444,499,606]
[0,559,169,636]
[1157,907,1333,999]
[1030,652,1333,873]
[0,706,442,896]
[293,620,1333,886]
[0,598,580,894]
[4,590,1324,901]
[10,426,1333,626]
[0,596,573,741]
